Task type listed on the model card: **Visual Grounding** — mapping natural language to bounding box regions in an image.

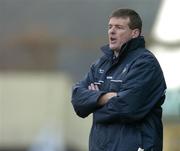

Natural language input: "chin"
[109,45,119,51]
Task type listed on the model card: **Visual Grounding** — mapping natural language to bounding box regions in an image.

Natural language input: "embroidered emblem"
[99,69,104,74]
[110,79,122,82]
[122,67,127,74]
[106,76,113,79]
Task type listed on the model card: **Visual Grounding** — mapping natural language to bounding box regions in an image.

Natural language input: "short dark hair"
[110,8,142,33]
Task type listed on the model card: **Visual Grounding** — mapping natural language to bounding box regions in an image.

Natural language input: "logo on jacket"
[106,76,113,79]
[99,69,104,74]
[122,67,127,74]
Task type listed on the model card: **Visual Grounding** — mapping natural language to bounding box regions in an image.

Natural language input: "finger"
[94,85,99,91]
[91,83,96,90]
[88,85,92,90]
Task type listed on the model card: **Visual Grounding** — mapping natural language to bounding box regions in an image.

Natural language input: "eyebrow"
[108,24,125,27]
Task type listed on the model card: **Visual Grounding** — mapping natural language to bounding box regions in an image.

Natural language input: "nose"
[109,26,116,34]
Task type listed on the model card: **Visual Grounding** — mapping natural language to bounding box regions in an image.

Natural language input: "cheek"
[117,34,128,42]
[118,32,132,41]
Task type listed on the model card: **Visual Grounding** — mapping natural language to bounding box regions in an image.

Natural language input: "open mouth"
[110,37,117,43]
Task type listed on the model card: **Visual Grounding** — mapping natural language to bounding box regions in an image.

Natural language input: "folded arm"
[93,56,166,124]
[71,63,106,118]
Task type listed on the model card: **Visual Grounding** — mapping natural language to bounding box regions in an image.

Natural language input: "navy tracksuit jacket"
[71,36,166,151]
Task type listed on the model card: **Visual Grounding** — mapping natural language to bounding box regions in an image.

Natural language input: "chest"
[93,60,130,92]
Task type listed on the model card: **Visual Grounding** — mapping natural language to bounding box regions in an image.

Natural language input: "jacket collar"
[101,36,145,60]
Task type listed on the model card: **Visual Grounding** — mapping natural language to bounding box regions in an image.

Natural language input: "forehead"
[108,17,130,26]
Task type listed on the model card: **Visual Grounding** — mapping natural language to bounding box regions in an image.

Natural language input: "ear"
[131,29,140,38]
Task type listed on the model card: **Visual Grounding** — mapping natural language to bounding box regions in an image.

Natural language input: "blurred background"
[0,0,179,151]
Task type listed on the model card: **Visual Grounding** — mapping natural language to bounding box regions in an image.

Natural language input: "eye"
[116,26,124,30]
[108,25,112,29]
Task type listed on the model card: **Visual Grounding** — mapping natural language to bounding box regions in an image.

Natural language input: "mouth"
[110,37,117,44]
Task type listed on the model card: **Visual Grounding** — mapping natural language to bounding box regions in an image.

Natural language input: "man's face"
[108,17,135,51]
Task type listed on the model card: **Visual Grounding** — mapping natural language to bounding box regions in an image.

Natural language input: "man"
[71,8,166,151]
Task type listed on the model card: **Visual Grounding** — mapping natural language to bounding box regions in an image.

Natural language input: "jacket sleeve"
[71,63,106,118]
[93,55,166,124]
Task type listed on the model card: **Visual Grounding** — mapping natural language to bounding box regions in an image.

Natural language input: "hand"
[88,83,117,106]
[98,92,117,106]
[88,83,99,91]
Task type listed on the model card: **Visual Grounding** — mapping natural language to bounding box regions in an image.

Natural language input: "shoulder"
[131,48,161,69]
